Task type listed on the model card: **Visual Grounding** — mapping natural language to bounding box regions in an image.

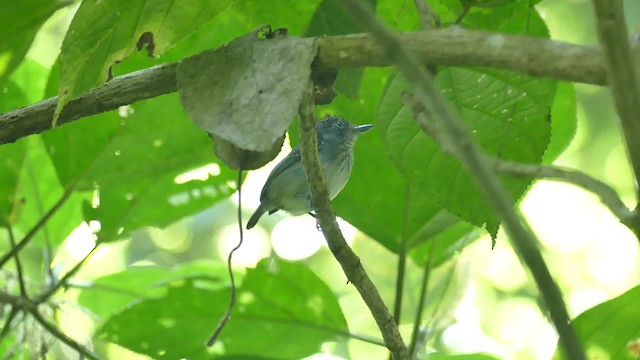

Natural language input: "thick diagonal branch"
[592,0,640,203]
[339,0,585,359]
[297,82,409,359]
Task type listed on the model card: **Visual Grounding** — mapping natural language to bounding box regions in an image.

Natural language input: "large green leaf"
[42,93,238,242]
[111,0,325,78]
[0,0,68,80]
[54,0,235,122]
[78,260,231,319]
[376,3,554,235]
[554,285,640,360]
[98,259,348,359]
[377,68,553,234]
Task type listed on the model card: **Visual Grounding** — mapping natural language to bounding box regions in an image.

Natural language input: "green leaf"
[42,93,237,242]
[554,285,640,360]
[0,80,28,226]
[54,0,235,123]
[376,4,553,236]
[0,141,25,226]
[13,137,86,247]
[98,259,348,359]
[0,0,68,80]
[78,260,230,319]
[377,0,421,31]
[543,82,577,163]
[306,0,377,98]
[377,68,553,236]
[9,58,50,103]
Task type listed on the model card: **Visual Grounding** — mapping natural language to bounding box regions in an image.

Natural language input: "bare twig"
[1,29,608,145]
[6,225,27,297]
[490,159,636,228]
[0,307,19,343]
[592,0,640,203]
[35,244,98,303]
[413,0,437,29]
[408,239,436,358]
[297,81,409,359]
[339,1,585,359]
[27,306,97,360]
[0,185,75,269]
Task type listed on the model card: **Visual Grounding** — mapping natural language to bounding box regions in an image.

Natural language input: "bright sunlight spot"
[174,163,222,184]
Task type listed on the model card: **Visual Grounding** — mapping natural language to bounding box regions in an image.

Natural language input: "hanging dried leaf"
[177,26,317,166]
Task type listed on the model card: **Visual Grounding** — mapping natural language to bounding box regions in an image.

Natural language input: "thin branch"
[297,81,409,359]
[490,159,637,229]
[339,1,585,359]
[413,0,437,29]
[6,225,27,297]
[0,185,75,269]
[26,158,56,285]
[27,307,97,360]
[391,242,406,333]
[391,184,412,340]
[0,307,19,343]
[408,239,436,358]
[591,0,640,202]
[0,29,608,145]
[206,169,244,346]
[35,243,98,303]
[401,93,638,234]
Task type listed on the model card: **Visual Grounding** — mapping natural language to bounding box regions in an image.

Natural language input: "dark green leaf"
[554,285,640,360]
[0,0,68,79]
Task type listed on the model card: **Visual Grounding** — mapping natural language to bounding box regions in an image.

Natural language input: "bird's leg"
[305,195,321,231]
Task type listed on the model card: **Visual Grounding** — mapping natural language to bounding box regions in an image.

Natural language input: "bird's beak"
[354,124,374,133]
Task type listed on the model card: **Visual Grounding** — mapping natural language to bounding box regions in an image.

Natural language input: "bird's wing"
[260,145,302,201]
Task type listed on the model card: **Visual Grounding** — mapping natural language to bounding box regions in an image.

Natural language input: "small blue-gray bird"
[246,116,373,229]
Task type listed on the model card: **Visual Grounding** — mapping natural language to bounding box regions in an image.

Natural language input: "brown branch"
[297,81,409,359]
[339,0,586,359]
[591,0,640,203]
[1,29,607,145]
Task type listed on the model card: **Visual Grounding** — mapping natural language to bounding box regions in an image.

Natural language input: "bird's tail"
[246,203,267,229]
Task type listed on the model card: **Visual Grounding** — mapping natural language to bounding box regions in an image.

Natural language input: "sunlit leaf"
[42,93,237,242]
[98,259,348,359]
[554,285,640,360]
[54,0,235,124]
